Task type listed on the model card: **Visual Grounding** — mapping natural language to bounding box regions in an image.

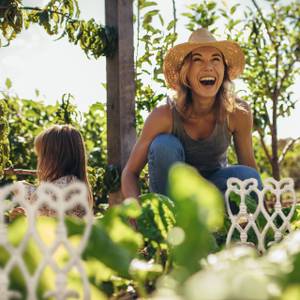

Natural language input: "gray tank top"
[171,106,232,174]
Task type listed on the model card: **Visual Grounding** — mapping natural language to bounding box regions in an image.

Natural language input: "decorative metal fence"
[0,182,93,300]
[225,177,297,253]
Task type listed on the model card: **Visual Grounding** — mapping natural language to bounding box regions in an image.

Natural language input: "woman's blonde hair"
[34,124,93,206]
[173,52,238,122]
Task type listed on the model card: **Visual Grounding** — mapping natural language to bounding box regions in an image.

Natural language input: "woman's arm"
[230,101,258,169]
[121,105,172,199]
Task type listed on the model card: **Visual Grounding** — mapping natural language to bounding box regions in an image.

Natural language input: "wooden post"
[105,0,136,203]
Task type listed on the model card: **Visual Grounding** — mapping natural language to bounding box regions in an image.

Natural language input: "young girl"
[13,124,93,218]
[122,28,262,199]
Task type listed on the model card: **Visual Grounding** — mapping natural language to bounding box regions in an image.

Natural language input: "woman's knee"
[230,165,262,188]
[148,134,185,161]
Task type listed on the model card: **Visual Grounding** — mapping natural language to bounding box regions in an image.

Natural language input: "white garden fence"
[0,182,93,300]
[225,177,297,253]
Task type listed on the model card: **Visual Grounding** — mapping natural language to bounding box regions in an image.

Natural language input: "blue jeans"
[148,134,262,195]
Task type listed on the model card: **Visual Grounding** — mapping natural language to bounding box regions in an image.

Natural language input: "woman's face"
[187,46,225,99]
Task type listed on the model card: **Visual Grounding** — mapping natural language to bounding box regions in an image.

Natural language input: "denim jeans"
[148,133,263,195]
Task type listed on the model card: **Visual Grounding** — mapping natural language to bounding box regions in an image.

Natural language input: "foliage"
[0,0,117,58]
[1,84,80,178]
[239,0,300,180]
[154,229,300,300]
[2,163,300,299]
[281,141,300,190]
[0,81,111,208]
[135,0,177,131]
[166,163,223,283]
[1,198,144,298]
[137,193,176,272]
[0,85,9,178]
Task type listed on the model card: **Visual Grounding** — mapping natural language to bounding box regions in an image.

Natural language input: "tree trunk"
[271,94,280,180]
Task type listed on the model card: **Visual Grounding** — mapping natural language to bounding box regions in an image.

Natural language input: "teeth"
[200,77,215,81]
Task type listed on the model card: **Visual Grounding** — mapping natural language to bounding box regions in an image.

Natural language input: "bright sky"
[0,0,299,139]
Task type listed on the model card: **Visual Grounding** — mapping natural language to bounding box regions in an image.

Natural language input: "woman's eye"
[213,58,221,62]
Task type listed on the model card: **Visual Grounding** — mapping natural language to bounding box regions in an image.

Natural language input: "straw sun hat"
[163,28,245,90]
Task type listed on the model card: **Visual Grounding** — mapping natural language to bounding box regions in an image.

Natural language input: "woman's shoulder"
[235,98,251,111]
[151,103,173,118]
[138,103,174,139]
[231,99,251,118]
[228,99,252,132]
[145,103,173,130]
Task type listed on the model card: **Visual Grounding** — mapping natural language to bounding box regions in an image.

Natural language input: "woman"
[13,124,93,218]
[121,28,262,199]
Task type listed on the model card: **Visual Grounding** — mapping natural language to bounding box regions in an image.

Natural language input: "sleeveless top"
[171,106,232,175]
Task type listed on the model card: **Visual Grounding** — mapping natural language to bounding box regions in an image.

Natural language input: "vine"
[0,0,117,58]
[0,97,10,179]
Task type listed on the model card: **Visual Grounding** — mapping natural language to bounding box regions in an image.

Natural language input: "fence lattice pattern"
[0,182,93,300]
[225,178,296,253]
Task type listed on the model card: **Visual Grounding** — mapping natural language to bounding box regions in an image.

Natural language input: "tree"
[240,0,300,180]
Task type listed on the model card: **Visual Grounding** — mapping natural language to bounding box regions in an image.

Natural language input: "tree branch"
[257,128,272,164]
[0,5,75,22]
[22,6,75,21]
[279,137,300,165]
[279,60,296,92]
[251,0,276,46]
[252,36,272,98]
[172,0,177,45]
[262,101,272,129]
[4,168,37,176]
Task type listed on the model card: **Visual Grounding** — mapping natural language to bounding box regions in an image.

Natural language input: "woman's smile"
[199,76,216,86]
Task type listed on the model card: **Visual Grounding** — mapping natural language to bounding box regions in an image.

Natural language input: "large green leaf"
[166,163,224,281]
[168,163,224,231]
[137,193,175,243]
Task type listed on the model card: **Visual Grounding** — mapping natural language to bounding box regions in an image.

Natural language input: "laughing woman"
[121,28,262,199]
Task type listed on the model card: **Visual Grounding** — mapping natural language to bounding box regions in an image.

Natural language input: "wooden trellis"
[105,0,136,170]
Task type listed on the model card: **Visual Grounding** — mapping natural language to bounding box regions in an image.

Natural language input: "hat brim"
[163,40,245,90]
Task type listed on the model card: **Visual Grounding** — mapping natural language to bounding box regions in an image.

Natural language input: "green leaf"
[137,193,176,243]
[140,1,157,9]
[166,163,224,281]
[230,4,240,15]
[168,163,224,231]
[66,214,142,278]
[207,2,217,11]
[5,78,12,89]
[167,20,176,31]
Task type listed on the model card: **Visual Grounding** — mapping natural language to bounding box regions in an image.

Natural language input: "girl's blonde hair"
[34,124,93,206]
[173,52,238,122]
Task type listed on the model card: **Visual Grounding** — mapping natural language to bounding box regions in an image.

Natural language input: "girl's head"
[34,124,93,205]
